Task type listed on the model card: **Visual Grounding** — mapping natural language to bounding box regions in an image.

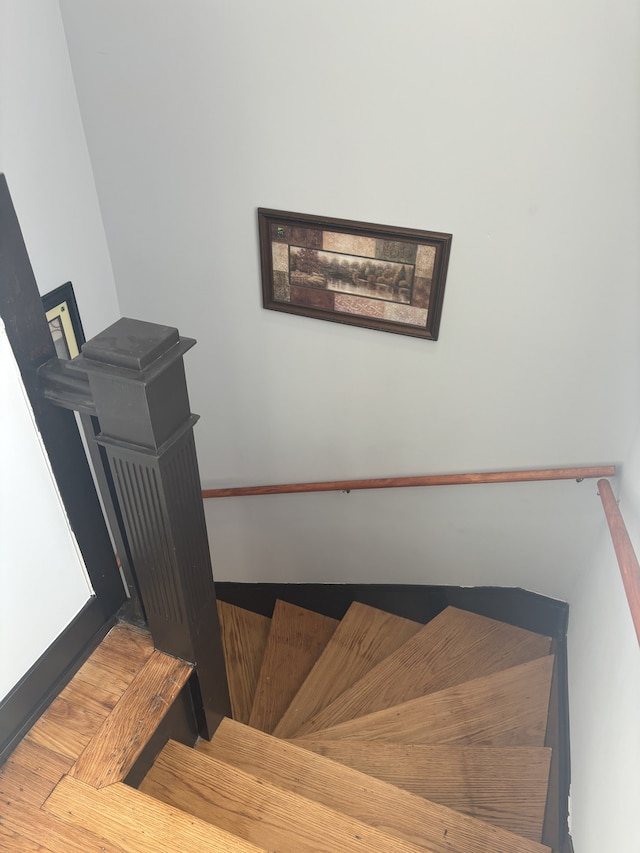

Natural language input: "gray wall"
[59,0,640,599]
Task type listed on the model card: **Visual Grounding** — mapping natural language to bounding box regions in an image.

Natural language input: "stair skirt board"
[132,595,565,853]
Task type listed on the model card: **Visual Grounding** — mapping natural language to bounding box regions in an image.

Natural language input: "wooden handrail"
[202,465,615,499]
[598,478,640,645]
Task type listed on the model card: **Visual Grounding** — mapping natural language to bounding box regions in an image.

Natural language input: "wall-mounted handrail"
[598,478,640,646]
[202,465,615,499]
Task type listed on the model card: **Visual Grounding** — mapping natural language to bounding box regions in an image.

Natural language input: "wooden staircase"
[144,599,556,852]
[3,601,559,852]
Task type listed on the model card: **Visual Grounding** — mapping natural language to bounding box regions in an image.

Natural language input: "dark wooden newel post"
[69,317,231,737]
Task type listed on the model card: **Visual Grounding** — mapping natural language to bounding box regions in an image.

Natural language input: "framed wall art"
[42,281,85,359]
[258,208,452,340]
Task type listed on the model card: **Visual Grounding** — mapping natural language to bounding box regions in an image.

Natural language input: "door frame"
[0,174,126,762]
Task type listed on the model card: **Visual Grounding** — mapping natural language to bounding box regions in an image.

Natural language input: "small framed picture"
[259,209,452,340]
[42,282,85,359]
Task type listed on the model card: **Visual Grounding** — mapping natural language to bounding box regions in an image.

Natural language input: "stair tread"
[68,650,192,788]
[141,739,443,853]
[45,775,268,853]
[197,717,551,853]
[300,607,552,734]
[274,602,422,738]
[283,739,551,841]
[217,600,271,724]
[295,654,554,746]
[248,600,338,733]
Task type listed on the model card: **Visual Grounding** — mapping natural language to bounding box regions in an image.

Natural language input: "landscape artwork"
[258,209,452,340]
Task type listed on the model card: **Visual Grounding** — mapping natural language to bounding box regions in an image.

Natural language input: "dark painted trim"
[0,599,117,765]
[552,631,571,851]
[215,582,568,639]
[79,413,146,626]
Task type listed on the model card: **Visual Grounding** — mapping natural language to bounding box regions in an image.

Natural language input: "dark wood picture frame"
[259,208,452,340]
[42,281,85,359]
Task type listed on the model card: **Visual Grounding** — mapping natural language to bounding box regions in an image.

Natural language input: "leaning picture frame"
[42,281,85,359]
[258,208,452,340]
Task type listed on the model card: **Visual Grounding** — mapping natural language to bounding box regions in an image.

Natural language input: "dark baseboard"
[214,582,568,639]
[215,581,570,848]
[0,597,118,765]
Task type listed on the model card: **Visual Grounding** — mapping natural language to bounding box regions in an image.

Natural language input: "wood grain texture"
[199,718,551,853]
[273,602,422,738]
[0,821,53,852]
[248,600,338,733]
[69,651,192,788]
[0,801,129,853]
[24,626,143,761]
[26,686,112,761]
[44,776,267,853]
[284,739,551,841]
[217,600,270,723]
[296,655,554,746]
[141,740,437,853]
[300,607,551,734]
[202,466,616,498]
[72,622,154,700]
[9,738,74,787]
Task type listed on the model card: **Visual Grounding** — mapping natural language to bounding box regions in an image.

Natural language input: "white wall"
[567,426,640,851]
[59,0,640,598]
[0,0,119,335]
[0,324,92,700]
[0,0,121,699]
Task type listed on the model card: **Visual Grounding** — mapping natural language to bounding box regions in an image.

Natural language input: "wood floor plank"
[44,776,269,853]
[0,805,129,853]
[274,602,422,738]
[73,623,154,700]
[300,607,552,734]
[295,655,554,746]
[217,600,271,723]
[9,738,73,790]
[69,651,192,788]
[283,739,551,841]
[0,821,54,852]
[25,694,108,761]
[199,718,551,853]
[248,600,338,733]
[141,741,438,853]
[0,760,62,810]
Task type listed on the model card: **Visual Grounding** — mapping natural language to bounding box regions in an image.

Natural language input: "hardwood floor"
[0,623,192,852]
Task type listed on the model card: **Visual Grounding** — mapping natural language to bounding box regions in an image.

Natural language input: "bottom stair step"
[140,739,433,853]
[144,721,551,853]
[44,775,269,853]
[287,740,551,841]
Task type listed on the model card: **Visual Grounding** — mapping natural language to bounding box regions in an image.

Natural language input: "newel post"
[69,317,231,737]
